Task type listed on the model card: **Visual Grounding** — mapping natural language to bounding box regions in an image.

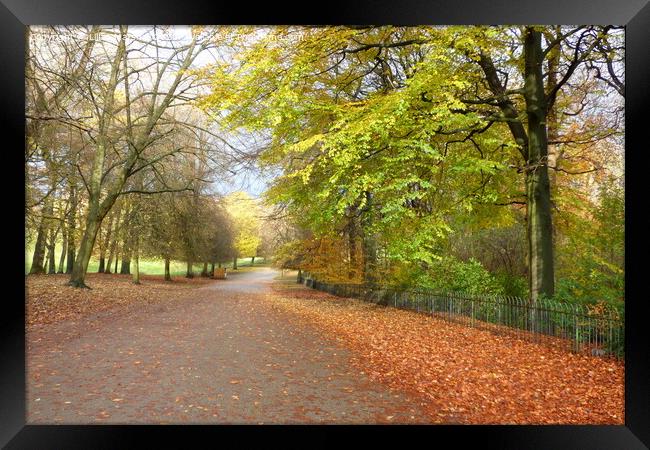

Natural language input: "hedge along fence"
[299,275,624,359]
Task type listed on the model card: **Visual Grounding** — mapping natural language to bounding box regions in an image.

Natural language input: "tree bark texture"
[361,192,378,285]
[57,229,67,273]
[29,196,53,274]
[523,28,555,301]
[65,184,77,274]
[164,257,171,281]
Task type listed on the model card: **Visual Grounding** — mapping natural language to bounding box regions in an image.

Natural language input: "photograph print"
[25,24,626,426]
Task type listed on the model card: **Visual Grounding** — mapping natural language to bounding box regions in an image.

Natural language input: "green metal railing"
[299,275,624,359]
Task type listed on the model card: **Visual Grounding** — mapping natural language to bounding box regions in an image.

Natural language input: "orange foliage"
[300,236,363,283]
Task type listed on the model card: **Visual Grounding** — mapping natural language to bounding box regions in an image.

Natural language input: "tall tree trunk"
[232,256,238,270]
[97,212,115,273]
[362,232,378,285]
[164,257,171,281]
[132,235,140,284]
[68,212,102,287]
[43,252,50,274]
[96,227,104,273]
[543,27,562,254]
[120,209,133,275]
[57,229,67,273]
[65,185,77,274]
[68,137,115,286]
[46,227,58,274]
[120,253,131,274]
[201,262,209,277]
[186,260,194,278]
[346,207,359,280]
[361,192,378,285]
[105,246,114,274]
[68,149,108,287]
[29,196,53,274]
[30,27,100,282]
[523,28,555,301]
[251,256,255,266]
[105,207,122,274]
[44,245,54,274]
[210,262,215,277]
[68,30,126,288]
[114,251,120,274]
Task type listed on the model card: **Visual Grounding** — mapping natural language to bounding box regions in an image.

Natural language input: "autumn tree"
[225,191,262,269]
[201,26,623,302]
[447,25,623,299]
[26,27,101,274]
[30,26,217,287]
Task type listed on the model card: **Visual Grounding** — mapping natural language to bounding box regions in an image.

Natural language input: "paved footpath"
[27,268,430,424]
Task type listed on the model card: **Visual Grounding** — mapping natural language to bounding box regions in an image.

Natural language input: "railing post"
[471,299,474,327]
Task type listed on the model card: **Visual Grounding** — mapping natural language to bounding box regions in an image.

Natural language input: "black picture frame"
[3,1,648,448]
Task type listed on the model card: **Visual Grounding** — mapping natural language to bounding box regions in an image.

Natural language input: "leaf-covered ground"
[26,273,214,326]
[25,271,624,424]
[26,270,430,424]
[269,282,624,424]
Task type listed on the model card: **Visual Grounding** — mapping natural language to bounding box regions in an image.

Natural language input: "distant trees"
[26,26,245,287]
[204,198,237,272]
[225,191,262,269]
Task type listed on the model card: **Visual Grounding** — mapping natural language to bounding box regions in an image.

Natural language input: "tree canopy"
[26,25,624,311]
[199,25,623,305]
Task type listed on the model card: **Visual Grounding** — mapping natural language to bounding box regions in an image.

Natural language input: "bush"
[494,271,528,298]
[539,280,624,358]
[553,278,624,317]
[390,256,503,296]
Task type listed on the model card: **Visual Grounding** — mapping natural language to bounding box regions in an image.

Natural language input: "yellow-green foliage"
[199,26,624,303]
[225,191,262,258]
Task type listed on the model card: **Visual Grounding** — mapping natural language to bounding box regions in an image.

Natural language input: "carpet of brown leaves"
[269,283,625,424]
[26,273,214,326]
[25,274,625,424]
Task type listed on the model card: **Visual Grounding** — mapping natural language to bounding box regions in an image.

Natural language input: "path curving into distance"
[27,267,430,424]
